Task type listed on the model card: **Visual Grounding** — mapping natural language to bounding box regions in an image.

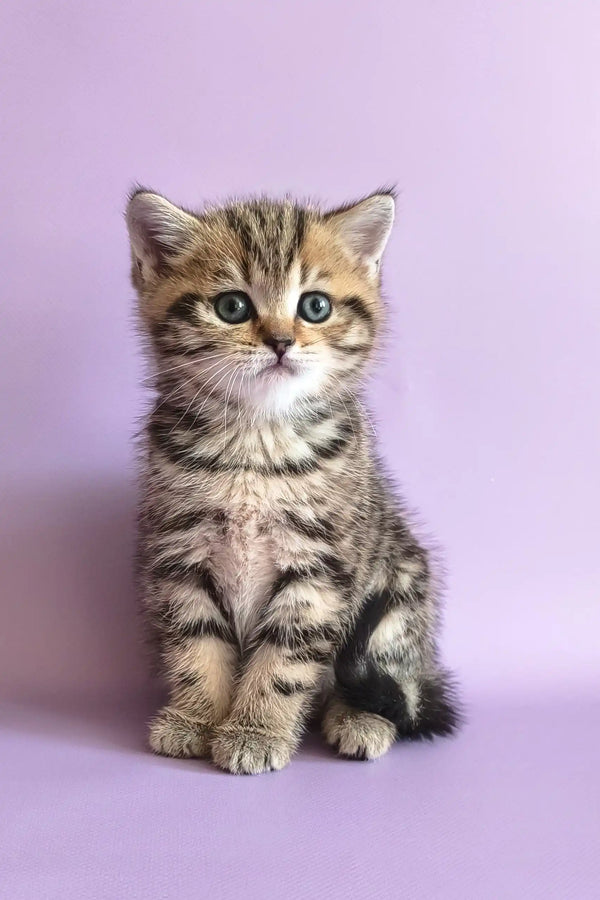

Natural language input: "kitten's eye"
[214,291,253,324]
[297,292,332,323]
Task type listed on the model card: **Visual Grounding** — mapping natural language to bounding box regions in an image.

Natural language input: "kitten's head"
[126,189,394,417]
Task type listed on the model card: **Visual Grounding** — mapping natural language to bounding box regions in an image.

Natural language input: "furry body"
[128,190,459,773]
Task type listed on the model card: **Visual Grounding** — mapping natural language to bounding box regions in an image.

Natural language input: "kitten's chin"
[241,367,323,418]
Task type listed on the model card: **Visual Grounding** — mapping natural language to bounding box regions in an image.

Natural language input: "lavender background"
[1,2,599,898]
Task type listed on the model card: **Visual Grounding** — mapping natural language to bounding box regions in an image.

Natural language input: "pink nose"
[264,336,295,360]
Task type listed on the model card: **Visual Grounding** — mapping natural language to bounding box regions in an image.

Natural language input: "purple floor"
[2,693,598,899]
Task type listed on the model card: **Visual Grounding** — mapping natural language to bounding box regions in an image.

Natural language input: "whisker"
[222,366,239,440]
[172,360,236,437]
[152,369,201,413]
[145,351,237,384]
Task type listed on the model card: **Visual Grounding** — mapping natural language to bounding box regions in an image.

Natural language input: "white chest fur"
[213,504,276,645]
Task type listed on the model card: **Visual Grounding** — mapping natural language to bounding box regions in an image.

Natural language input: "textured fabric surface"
[1,1,599,896]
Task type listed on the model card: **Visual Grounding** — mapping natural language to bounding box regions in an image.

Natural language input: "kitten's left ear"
[325,192,395,274]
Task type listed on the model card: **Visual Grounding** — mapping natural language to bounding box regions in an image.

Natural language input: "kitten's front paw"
[149,706,212,759]
[211,722,294,774]
[323,698,396,760]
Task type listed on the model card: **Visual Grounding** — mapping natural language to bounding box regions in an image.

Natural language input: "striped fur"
[127,189,460,774]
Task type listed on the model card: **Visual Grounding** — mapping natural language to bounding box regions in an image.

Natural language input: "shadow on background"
[0,474,156,709]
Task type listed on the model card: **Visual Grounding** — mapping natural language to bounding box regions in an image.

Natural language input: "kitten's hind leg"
[330,537,460,750]
[322,693,396,760]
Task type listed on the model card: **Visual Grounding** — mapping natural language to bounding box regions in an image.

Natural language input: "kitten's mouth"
[260,358,295,376]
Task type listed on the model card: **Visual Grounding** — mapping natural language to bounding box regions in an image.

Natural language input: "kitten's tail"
[334,600,461,739]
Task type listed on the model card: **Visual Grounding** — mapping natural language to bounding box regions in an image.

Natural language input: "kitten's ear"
[325,193,395,273]
[126,189,200,282]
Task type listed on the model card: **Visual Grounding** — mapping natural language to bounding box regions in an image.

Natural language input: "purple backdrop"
[1,2,599,898]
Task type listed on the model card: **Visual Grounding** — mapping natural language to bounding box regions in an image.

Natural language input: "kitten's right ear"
[125,189,199,283]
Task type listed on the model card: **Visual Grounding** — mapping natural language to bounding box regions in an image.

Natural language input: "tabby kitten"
[126,188,459,774]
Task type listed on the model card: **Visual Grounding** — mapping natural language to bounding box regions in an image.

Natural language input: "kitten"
[126,188,460,774]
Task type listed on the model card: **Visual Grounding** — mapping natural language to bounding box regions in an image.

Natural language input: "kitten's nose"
[264,335,295,361]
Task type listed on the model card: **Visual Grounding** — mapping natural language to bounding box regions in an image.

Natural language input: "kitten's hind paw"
[211,722,293,774]
[148,706,212,759]
[322,697,396,760]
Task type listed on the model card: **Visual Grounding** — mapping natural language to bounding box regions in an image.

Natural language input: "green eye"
[214,291,253,324]
[297,292,332,323]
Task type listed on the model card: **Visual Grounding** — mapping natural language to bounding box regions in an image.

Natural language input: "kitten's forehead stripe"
[213,265,239,283]
[299,259,310,287]
[223,201,307,283]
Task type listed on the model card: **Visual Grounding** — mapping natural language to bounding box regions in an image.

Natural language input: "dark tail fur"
[334,591,461,739]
